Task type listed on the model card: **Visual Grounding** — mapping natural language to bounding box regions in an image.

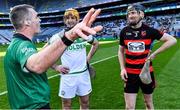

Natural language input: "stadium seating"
[0,0,180,44]
[38,0,120,12]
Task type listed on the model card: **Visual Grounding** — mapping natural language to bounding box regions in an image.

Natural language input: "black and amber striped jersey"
[119,24,163,74]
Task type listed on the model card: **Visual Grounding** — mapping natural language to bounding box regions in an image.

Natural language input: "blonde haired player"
[49,8,99,109]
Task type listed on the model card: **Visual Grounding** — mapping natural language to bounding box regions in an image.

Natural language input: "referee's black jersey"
[119,24,163,74]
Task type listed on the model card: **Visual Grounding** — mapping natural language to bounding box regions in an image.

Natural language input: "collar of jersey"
[129,23,144,31]
[13,33,32,42]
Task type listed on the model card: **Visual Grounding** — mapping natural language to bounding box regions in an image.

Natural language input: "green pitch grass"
[0,39,180,109]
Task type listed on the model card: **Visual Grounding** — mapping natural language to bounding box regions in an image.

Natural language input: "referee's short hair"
[9,4,34,30]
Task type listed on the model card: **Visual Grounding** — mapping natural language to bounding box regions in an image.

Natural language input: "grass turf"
[0,39,180,109]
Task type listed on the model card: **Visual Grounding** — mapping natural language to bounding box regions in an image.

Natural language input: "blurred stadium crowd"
[0,0,179,44]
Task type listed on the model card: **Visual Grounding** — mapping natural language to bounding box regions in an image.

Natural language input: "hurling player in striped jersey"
[118,4,176,110]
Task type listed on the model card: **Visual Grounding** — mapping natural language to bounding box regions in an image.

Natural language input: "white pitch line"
[91,55,117,65]
[0,91,7,96]
[0,55,118,96]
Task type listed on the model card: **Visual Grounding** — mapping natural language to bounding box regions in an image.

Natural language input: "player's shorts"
[59,70,92,98]
[124,72,156,94]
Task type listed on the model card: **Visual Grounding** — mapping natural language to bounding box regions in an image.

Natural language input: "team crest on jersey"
[128,42,145,53]
[141,31,146,37]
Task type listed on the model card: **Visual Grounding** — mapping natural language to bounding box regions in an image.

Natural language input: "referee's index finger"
[82,8,95,24]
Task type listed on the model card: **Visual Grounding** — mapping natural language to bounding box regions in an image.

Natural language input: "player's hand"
[120,69,128,81]
[54,65,70,74]
[146,53,156,61]
[65,8,103,41]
